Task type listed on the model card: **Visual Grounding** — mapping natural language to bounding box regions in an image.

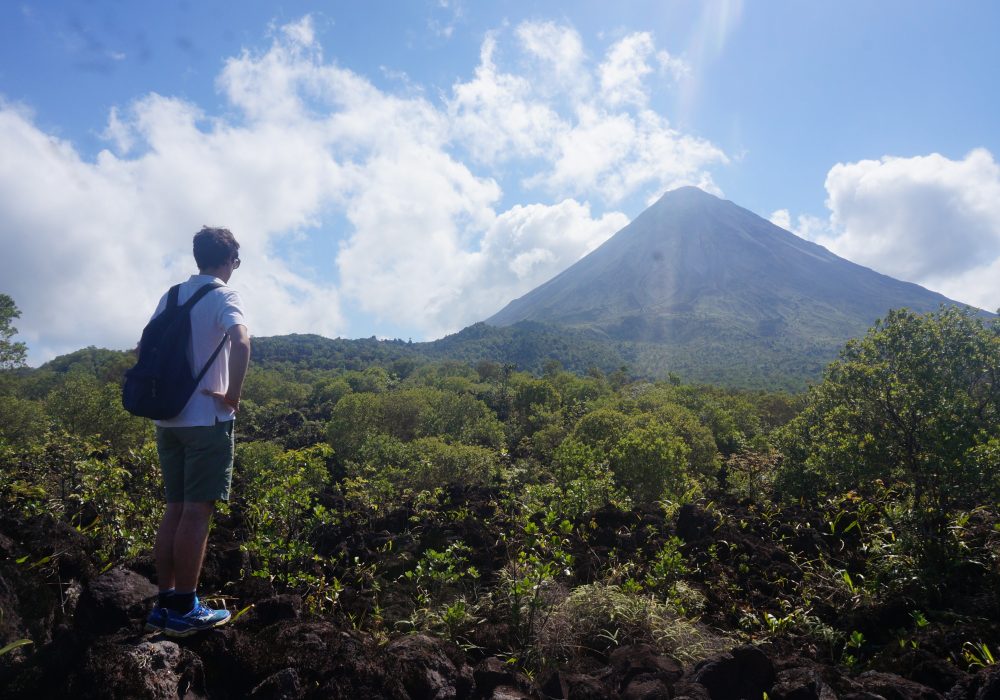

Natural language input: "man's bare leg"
[173,501,215,595]
[153,502,184,591]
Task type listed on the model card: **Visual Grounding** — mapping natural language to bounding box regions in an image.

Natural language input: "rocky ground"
[1,489,998,699]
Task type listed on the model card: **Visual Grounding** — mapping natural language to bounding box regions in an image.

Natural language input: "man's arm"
[224,324,251,410]
[203,324,250,412]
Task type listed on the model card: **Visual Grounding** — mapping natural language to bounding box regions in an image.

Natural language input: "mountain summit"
[486,187,971,385]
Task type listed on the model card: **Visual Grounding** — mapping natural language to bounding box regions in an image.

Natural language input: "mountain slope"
[486,187,977,384]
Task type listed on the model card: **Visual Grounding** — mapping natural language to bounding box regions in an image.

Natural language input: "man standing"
[145,226,251,637]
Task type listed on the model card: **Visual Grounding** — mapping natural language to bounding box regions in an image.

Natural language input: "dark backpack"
[122,283,228,420]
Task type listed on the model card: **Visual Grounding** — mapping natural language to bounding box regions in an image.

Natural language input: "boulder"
[385,633,473,700]
[490,686,533,700]
[537,668,618,700]
[249,667,303,699]
[946,663,1000,700]
[693,645,775,700]
[855,671,942,700]
[74,567,157,635]
[474,656,519,695]
[69,638,206,699]
[241,594,301,632]
[610,644,684,690]
[623,677,672,700]
[770,666,838,700]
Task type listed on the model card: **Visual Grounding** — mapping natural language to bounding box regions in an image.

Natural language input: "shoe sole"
[162,615,231,638]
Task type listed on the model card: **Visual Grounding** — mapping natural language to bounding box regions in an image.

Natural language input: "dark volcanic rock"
[233,620,403,698]
[672,679,713,700]
[74,567,157,635]
[560,672,615,699]
[770,666,838,700]
[693,645,775,700]
[385,633,473,700]
[622,677,672,699]
[491,687,533,700]
[677,504,719,542]
[68,638,206,699]
[610,644,683,691]
[538,668,618,700]
[249,667,302,699]
[945,663,1000,700]
[855,671,942,700]
[474,656,519,694]
[879,649,969,693]
[241,594,301,632]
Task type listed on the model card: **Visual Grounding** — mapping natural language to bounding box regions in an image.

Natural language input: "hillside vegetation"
[0,306,998,698]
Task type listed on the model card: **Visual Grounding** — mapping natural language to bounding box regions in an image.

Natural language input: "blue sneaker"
[144,605,168,632]
[163,596,231,637]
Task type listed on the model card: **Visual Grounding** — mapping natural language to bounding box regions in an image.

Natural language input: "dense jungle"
[0,303,998,699]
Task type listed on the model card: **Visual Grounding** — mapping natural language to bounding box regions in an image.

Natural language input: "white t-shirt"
[151,274,248,428]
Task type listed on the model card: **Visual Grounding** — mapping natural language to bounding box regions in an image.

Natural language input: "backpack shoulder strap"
[166,284,181,309]
[182,282,225,311]
[194,331,230,386]
[185,282,229,385]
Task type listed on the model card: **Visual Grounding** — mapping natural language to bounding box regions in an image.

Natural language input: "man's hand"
[203,390,239,412]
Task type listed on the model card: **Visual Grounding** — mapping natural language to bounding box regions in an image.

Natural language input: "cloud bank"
[771,149,1000,313]
[0,16,725,362]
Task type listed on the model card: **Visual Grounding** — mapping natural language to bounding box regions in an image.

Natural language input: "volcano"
[485,187,978,386]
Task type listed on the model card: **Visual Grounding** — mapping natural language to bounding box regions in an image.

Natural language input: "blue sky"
[2,1,999,363]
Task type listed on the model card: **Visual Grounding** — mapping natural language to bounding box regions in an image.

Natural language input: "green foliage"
[328,392,384,461]
[404,541,480,609]
[0,639,33,657]
[0,431,161,561]
[572,408,631,451]
[45,374,151,453]
[36,346,134,384]
[960,641,996,669]
[725,449,782,503]
[407,437,497,491]
[237,442,337,590]
[0,395,49,444]
[499,510,575,657]
[5,326,1000,679]
[0,294,28,370]
[645,537,688,593]
[609,423,691,503]
[775,307,1000,528]
[328,387,503,465]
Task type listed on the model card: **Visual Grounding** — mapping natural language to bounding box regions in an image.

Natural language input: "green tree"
[327,392,384,461]
[776,307,1000,524]
[46,374,151,453]
[0,294,28,370]
[609,423,691,503]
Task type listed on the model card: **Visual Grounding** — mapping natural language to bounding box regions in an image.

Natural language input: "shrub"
[537,583,728,665]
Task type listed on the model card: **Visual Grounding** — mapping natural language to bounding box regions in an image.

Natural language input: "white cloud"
[769,208,791,230]
[447,32,563,164]
[455,200,629,331]
[768,208,830,242]
[450,22,726,203]
[516,21,588,97]
[599,32,686,107]
[0,99,348,363]
[778,149,1000,311]
[428,0,465,39]
[0,14,727,363]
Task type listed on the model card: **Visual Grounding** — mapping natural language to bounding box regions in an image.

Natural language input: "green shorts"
[155,420,235,503]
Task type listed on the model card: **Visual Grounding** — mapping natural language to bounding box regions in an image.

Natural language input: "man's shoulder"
[213,285,244,307]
